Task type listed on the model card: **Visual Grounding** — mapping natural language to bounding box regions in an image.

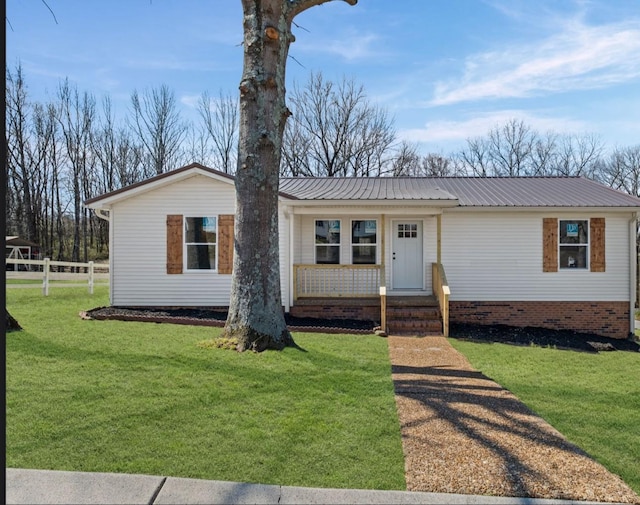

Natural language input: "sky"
[6,0,640,156]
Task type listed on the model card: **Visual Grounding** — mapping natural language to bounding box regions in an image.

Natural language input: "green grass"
[449,338,640,495]
[6,286,405,490]
[6,279,108,285]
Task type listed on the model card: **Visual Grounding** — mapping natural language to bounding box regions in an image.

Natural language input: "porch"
[291,263,450,336]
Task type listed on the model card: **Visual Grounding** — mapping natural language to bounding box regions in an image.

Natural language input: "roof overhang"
[85,164,237,209]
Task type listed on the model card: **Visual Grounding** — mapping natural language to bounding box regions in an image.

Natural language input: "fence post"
[88,261,94,294]
[42,258,50,296]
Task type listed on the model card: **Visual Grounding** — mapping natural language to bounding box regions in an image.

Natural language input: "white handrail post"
[42,258,50,296]
[88,261,94,294]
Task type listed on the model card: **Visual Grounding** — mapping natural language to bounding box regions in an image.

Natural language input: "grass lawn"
[6,279,108,285]
[6,287,406,490]
[449,338,640,495]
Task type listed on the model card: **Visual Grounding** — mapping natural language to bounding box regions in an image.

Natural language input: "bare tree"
[92,97,147,254]
[487,119,536,176]
[554,133,604,178]
[128,84,188,175]
[282,72,394,177]
[197,90,238,173]
[391,141,421,176]
[459,136,493,176]
[457,120,604,179]
[280,111,313,176]
[56,79,96,263]
[422,153,466,177]
[529,131,558,176]
[223,0,357,352]
[601,145,640,197]
[6,64,42,242]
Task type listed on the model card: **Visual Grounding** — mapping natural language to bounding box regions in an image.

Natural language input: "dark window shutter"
[166,215,183,274]
[543,218,558,272]
[218,215,234,275]
[590,218,605,272]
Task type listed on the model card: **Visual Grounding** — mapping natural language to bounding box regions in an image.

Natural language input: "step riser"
[388,321,442,330]
[386,304,442,335]
[387,310,440,320]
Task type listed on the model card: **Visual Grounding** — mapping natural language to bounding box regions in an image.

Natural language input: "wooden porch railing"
[432,262,451,337]
[293,264,382,300]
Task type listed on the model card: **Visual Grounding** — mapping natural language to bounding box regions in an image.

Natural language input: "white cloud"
[431,18,640,105]
[399,110,589,146]
[180,94,201,109]
[297,31,380,61]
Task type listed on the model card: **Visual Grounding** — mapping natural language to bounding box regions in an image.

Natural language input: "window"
[559,220,588,269]
[315,220,340,264]
[352,220,377,264]
[185,216,217,270]
[398,223,418,238]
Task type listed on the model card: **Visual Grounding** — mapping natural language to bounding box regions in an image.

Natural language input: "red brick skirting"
[289,304,380,322]
[450,301,631,339]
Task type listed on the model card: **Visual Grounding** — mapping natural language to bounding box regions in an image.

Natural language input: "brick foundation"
[450,301,631,339]
[289,303,380,323]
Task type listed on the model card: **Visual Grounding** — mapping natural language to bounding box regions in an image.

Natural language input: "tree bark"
[224,0,356,352]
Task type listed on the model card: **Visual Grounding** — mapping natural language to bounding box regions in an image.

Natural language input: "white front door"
[392,221,423,289]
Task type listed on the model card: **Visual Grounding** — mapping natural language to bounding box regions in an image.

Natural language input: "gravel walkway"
[388,335,640,503]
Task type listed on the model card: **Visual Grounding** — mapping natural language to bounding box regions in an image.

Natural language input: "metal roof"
[85,163,640,210]
[280,176,640,208]
[279,177,457,201]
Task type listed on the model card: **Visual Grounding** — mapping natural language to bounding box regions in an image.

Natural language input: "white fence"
[6,258,109,295]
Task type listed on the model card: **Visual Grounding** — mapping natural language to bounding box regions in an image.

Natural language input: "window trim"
[351,218,378,265]
[184,215,218,272]
[314,219,341,265]
[558,218,589,271]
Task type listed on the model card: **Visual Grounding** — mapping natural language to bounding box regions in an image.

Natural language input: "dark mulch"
[84,306,376,334]
[84,306,640,351]
[449,322,640,353]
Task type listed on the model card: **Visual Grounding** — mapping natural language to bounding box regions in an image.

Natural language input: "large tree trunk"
[224,0,356,352]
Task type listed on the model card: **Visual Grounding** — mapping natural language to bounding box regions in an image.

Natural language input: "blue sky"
[6,0,640,155]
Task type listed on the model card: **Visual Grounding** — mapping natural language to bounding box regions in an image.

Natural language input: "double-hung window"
[559,219,588,269]
[185,216,217,270]
[352,219,377,264]
[315,220,340,264]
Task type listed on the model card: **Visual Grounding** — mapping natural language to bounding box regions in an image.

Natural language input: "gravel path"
[388,335,640,503]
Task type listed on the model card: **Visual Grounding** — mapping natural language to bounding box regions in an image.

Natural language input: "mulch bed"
[83,306,376,335]
[450,322,640,353]
[83,306,640,351]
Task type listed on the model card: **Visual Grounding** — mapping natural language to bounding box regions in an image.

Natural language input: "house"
[85,162,640,339]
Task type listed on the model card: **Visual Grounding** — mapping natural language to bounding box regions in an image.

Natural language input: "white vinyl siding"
[441,211,630,301]
[110,174,235,306]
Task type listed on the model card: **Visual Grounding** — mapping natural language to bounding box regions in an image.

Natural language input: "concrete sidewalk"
[6,468,614,505]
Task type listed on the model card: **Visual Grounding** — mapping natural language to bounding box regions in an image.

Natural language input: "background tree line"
[6,63,640,263]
